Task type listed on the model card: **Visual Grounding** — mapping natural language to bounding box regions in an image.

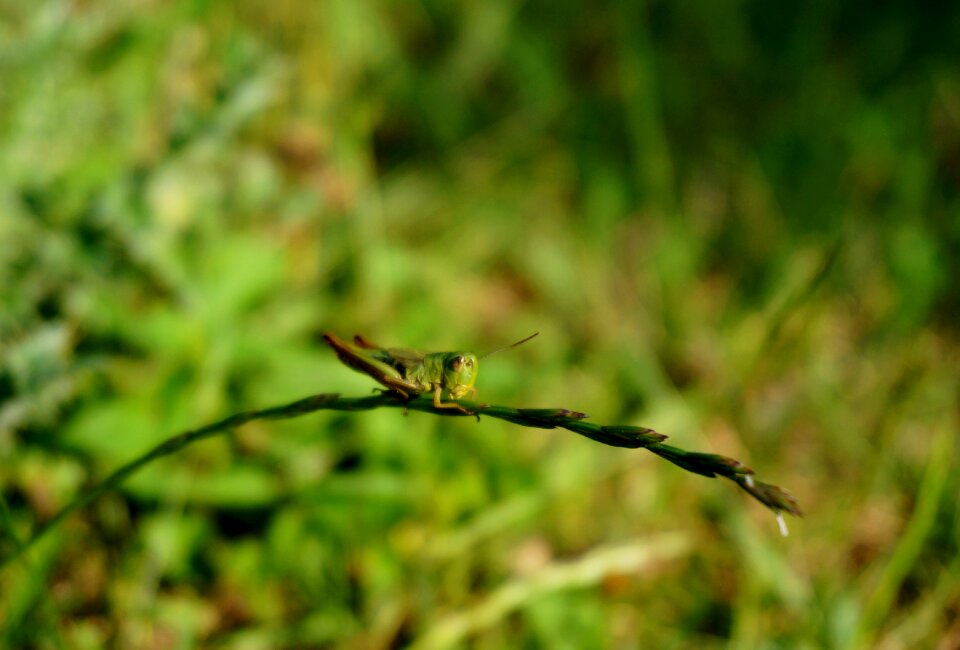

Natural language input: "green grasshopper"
[323,331,539,415]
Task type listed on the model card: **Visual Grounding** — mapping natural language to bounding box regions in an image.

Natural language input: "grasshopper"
[323,331,539,415]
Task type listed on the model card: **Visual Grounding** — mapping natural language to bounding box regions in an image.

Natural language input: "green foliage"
[2,0,959,647]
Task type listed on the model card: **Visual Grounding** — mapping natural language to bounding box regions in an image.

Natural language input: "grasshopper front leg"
[432,385,475,416]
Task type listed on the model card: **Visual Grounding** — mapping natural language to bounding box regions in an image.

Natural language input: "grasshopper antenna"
[479,332,540,359]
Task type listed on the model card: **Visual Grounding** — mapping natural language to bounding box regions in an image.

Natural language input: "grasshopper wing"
[352,335,426,377]
[352,334,383,350]
[382,346,429,374]
[323,333,422,397]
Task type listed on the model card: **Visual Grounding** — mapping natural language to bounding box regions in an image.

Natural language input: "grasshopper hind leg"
[372,386,410,400]
[372,386,414,415]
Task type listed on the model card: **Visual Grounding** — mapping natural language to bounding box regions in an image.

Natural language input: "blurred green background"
[2,0,959,648]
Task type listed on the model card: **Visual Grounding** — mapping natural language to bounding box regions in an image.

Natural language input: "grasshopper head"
[444,352,478,399]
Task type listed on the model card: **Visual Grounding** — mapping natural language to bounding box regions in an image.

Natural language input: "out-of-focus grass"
[1,1,958,648]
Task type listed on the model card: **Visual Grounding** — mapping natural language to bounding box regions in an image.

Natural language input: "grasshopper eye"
[450,355,465,371]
